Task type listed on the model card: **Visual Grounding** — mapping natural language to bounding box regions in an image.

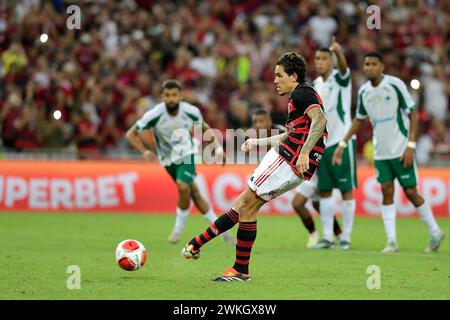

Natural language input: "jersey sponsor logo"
[313,152,322,162]
[281,149,292,158]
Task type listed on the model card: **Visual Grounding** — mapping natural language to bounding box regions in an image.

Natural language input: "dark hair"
[276,52,307,84]
[162,79,182,91]
[251,108,269,117]
[317,48,332,55]
[364,51,384,63]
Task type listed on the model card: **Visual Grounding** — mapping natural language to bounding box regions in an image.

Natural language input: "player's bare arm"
[296,107,327,174]
[126,126,156,162]
[329,36,347,75]
[241,132,288,153]
[332,118,366,165]
[401,109,419,168]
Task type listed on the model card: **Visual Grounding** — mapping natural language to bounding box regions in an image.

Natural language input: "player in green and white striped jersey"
[334,52,444,253]
[126,80,234,245]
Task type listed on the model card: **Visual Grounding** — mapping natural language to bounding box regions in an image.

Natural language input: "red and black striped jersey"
[275,83,328,180]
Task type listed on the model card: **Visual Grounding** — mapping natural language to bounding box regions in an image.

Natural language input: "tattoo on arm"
[255,132,288,147]
[301,107,327,155]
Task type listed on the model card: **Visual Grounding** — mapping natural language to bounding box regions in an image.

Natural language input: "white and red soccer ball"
[115,239,147,271]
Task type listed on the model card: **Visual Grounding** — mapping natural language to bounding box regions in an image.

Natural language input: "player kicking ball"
[250,109,341,248]
[333,52,445,253]
[181,52,328,281]
[126,80,234,245]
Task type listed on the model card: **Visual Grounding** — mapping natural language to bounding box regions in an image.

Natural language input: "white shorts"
[248,148,304,201]
[296,173,320,201]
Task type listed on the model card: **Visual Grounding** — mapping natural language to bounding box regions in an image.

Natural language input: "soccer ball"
[115,239,147,271]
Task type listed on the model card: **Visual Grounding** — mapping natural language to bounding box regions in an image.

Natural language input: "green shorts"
[164,155,196,185]
[374,157,418,188]
[318,140,357,193]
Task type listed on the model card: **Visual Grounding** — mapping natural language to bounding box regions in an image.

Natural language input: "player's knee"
[190,188,200,200]
[235,197,250,213]
[234,191,258,217]
[342,190,354,200]
[381,183,394,197]
[404,187,418,200]
[176,181,191,194]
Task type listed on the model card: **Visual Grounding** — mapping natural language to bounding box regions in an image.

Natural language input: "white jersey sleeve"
[355,85,369,120]
[334,67,351,87]
[390,77,416,114]
[181,102,203,125]
[135,104,164,132]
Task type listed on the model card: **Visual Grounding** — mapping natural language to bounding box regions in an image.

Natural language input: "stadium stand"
[0,0,448,165]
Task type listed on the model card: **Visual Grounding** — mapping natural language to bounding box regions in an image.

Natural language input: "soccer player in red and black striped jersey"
[181,52,328,282]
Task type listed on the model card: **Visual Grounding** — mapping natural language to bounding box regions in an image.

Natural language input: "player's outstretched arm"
[296,107,327,174]
[241,132,288,153]
[332,118,366,165]
[329,37,347,75]
[329,36,347,75]
[126,126,156,162]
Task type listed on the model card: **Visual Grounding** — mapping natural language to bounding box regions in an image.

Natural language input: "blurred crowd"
[0,0,449,163]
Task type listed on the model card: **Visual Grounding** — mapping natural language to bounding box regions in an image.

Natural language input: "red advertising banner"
[0,160,449,217]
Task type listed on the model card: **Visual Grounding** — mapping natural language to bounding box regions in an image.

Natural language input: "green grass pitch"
[0,212,448,300]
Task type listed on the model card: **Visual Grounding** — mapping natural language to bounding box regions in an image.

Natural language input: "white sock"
[202,209,218,225]
[319,197,335,242]
[381,204,397,242]
[341,199,356,242]
[174,207,190,232]
[416,200,441,237]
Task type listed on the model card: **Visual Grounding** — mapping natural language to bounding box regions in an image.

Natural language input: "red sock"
[233,221,257,275]
[189,209,239,250]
